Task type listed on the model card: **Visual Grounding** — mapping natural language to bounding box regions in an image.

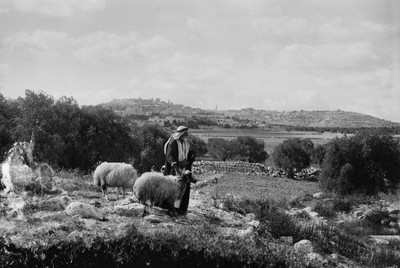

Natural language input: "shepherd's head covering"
[164,126,189,154]
[176,126,188,132]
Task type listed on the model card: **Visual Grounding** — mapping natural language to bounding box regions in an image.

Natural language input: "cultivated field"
[191,127,345,152]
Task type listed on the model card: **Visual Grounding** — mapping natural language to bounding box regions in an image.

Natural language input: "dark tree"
[188,134,207,157]
[311,144,326,165]
[321,131,400,195]
[272,138,312,178]
[131,124,169,174]
[207,138,231,161]
[0,94,17,161]
[231,136,268,163]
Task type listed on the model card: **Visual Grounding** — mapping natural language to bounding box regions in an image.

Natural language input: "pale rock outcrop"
[65,201,105,221]
[294,239,314,255]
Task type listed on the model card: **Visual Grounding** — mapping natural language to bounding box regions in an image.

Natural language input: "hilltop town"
[100,98,400,129]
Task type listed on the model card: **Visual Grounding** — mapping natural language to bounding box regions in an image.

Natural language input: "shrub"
[332,197,353,214]
[320,131,400,195]
[220,196,300,239]
[272,138,312,178]
[313,202,336,218]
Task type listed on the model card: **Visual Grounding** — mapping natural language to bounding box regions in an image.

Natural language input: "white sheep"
[93,162,138,200]
[133,170,196,216]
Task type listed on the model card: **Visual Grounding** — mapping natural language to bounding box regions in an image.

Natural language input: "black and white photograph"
[1,0,400,267]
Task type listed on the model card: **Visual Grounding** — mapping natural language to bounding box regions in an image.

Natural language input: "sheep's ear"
[175,166,182,176]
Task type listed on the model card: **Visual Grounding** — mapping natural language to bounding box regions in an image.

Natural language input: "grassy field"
[191,127,345,152]
[196,172,320,202]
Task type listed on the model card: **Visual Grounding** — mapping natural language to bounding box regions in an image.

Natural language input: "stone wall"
[192,160,320,180]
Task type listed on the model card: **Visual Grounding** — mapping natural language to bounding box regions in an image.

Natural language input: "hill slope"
[100,98,400,128]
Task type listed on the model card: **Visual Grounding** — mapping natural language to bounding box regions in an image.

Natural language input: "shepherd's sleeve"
[166,139,179,164]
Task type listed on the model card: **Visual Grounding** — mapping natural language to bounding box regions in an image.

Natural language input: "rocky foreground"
[1,172,399,267]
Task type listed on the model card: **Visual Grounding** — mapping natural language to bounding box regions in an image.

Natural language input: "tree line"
[0,90,268,174]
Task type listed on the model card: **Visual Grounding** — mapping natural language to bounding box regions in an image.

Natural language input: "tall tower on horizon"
[215,105,218,111]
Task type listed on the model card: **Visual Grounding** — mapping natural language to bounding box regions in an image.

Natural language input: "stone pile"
[293,167,321,181]
[354,201,400,233]
[192,160,285,176]
[192,160,321,181]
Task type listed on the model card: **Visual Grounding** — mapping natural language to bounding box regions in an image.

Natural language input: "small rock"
[294,239,314,255]
[389,221,398,228]
[363,208,382,219]
[279,236,293,245]
[238,227,255,237]
[312,192,324,199]
[66,230,83,242]
[327,253,339,264]
[306,252,327,268]
[114,203,144,217]
[309,211,319,218]
[371,238,389,245]
[302,206,313,214]
[65,201,105,221]
[388,208,400,215]
[244,213,256,222]
[247,220,260,228]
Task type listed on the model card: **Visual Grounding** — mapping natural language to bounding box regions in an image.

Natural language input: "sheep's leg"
[142,203,150,217]
[101,184,108,200]
[122,187,126,199]
[167,200,181,217]
[174,200,181,211]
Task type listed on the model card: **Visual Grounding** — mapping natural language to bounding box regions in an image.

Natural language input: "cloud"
[223,0,275,12]
[4,30,70,55]
[3,30,174,63]
[276,41,381,70]
[72,31,140,62]
[1,0,106,17]
[145,53,234,85]
[252,16,312,42]
[137,36,173,58]
[186,18,203,30]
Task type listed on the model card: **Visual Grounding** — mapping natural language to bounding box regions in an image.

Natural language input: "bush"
[332,197,353,214]
[313,202,336,218]
[320,131,400,195]
[220,196,300,239]
[272,138,312,178]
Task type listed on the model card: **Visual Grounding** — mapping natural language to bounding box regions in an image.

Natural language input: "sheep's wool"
[133,172,189,210]
[93,162,138,188]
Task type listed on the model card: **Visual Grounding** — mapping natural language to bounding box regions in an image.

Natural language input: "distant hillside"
[221,108,400,128]
[100,98,400,128]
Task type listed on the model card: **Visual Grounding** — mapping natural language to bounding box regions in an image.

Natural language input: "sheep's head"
[182,170,196,184]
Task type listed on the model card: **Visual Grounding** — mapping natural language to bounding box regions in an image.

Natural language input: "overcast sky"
[1,0,399,122]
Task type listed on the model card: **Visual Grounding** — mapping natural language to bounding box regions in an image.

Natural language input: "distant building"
[148,116,186,126]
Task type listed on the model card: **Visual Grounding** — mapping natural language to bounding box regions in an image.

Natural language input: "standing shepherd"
[164,126,196,215]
